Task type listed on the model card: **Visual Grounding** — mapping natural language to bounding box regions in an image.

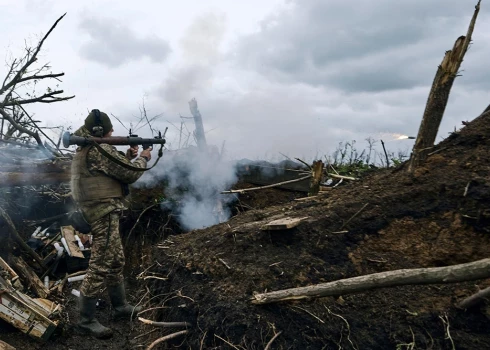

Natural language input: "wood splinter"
[138,316,190,328]
[218,258,231,270]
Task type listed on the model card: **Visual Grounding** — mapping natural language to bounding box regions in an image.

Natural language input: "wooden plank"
[0,276,59,341]
[10,257,49,298]
[61,226,84,258]
[0,257,23,289]
[261,217,308,231]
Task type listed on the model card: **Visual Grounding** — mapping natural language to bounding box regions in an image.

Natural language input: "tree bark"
[458,286,490,309]
[251,258,490,305]
[408,1,480,172]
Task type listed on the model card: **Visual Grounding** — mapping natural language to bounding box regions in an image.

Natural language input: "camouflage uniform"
[71,126,147,298]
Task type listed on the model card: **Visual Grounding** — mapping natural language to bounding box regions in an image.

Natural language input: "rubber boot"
[108,283,142,320]
[76,295,113,339]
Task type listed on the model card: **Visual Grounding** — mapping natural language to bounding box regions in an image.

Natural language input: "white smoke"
[139,145,238,231]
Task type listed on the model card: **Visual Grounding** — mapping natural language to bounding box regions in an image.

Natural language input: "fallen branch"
[221,175,311,194]
[147,330,188,350]
[264,330,282,350]
[339,203,369,230]
[458,286,490,309]
[251,258,490,304]
[328,173,358,181]
[138,317,190,328]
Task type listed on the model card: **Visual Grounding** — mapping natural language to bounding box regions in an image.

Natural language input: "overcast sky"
[1,0,489,161]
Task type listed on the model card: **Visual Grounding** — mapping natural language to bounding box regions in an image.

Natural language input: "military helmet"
[84,109,113,137]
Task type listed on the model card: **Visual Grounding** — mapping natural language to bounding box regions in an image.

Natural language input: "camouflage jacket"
[72,126,147,222]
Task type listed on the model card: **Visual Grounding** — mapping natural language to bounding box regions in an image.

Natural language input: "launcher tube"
[63,132,165,148]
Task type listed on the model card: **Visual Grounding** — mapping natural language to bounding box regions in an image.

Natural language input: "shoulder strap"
[89,141,164,172]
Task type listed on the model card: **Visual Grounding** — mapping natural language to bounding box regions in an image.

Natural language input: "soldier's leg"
[81,211,124,297]
[103,211,142,319]
[77,212,116,338]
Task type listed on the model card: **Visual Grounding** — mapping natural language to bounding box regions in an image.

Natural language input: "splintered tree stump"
[408,1,480,172]
[308,160,324,196]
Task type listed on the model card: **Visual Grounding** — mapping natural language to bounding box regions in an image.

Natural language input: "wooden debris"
[264,331,283,350]
[294,196,317,201]
[0,340,16,350]
[0,276,60,341]
[147,330,188,350]
[61,226,85,258]
[10,256,50,299]
[339,203,369,231]
[0,257,23,290]
[218,258,231,270]
[327,174,358,181]
[261,217,308,231]
[138,316,190,328]
[0,207,47,271]
[222,175,312,194]
[308,160,324,196]
[251,258,490,305]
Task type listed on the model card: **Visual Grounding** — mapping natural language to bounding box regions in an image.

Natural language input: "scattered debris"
[0,222,92,341]
[260,217,309,230]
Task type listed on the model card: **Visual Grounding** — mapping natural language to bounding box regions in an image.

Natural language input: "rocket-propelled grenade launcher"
[62,128,167,150]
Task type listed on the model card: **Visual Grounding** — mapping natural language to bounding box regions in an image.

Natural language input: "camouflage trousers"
[80,211,125,298]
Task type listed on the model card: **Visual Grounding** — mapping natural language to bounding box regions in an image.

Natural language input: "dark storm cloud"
[235,0,490,92]
[78,16,171,67]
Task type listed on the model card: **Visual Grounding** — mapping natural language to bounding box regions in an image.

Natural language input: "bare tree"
[0,13,74,152]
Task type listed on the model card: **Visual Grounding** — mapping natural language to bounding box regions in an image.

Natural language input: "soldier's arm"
[89,144,148,184]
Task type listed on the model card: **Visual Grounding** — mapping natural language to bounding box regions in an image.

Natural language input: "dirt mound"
[134,109,490,349]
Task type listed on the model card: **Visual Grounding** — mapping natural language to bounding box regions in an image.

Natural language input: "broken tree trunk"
[408,1,480,172]
[251,258,490,304]
[308,160,324,197]
[188,98,207,151]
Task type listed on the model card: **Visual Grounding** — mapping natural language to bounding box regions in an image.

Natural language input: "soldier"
[70,109,152,339]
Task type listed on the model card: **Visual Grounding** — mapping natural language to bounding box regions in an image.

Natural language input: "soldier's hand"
[140,147,152,161]
[126,145,139,160]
